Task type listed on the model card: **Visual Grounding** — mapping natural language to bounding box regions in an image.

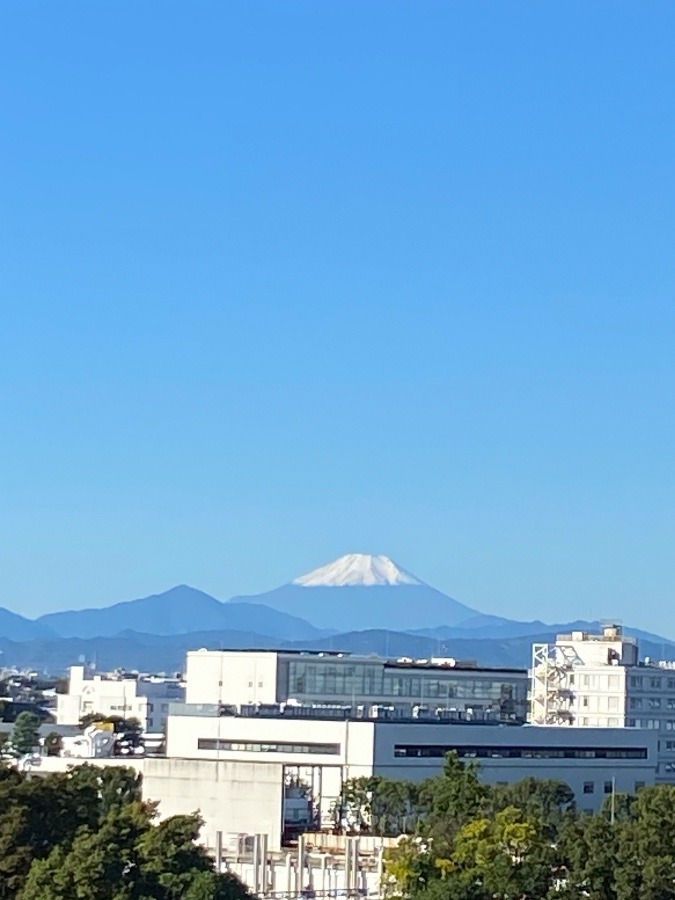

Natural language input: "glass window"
[583,782,594,794]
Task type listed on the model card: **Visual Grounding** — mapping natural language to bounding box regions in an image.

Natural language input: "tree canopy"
[0,765,251,900]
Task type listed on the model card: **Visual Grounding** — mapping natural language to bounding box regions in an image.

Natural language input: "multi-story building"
[185,649,529,722]
[530,624,675,781]
[56,665,184,733]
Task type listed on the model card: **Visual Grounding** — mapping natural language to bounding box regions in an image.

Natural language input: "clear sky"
[1,1,674,632]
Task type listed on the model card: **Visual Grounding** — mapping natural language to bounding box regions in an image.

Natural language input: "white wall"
[143,757,285,851]
[166,713,375,774]
[185,651,279,706]
[35,755,286,852]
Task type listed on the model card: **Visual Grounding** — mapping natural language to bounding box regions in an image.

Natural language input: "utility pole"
[610,776,616,825]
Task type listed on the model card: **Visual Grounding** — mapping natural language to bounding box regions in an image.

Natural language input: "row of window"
[583,781,645,794]
[580,696,621,711]
[630,697,675,710]
[197,738,341,755]
[393,744,649,760]
[580,717,622,727]
[285,662,526,704]
[630,676,675,691]
[628,719,675,730]
[578,674,623,689]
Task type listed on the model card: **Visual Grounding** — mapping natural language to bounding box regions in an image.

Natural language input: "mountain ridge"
[3,553,672,673]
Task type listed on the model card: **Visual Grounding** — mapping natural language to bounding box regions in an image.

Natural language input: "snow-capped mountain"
[230,553,479,631]
[292,553,423,587]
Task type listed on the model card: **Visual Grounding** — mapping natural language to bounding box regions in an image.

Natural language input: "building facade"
[165,705,657,829]
[56,665,185,733]
[530,624,675,781]
[185,649,528,722]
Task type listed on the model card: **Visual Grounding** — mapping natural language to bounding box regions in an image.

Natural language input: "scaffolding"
[530,642,584,725]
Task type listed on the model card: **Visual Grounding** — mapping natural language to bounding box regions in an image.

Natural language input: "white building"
[530,624,675,781]
[164,705,656,834]
[185,649,529,722]
[56,665,184,733]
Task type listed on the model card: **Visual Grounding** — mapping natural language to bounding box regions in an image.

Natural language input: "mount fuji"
[229,553,480,631]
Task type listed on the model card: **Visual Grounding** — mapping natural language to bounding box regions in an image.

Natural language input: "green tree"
[556,812,617,900]
[488,777,575,840]
[11,713,40,756]
[67,764,143,820]
[614,785,675,900]
[18,802,151,900]
[18,805,251,900]
[42,732,63,757]
[449,806,556,900]
[183,871,253,900]
[417,752,489,844]
[0,772,100,899]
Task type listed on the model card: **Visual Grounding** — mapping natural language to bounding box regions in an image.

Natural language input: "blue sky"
[1,1,674,631]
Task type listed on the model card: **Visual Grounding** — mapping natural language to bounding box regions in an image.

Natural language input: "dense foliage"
[0,764,251,900]
[336,753,675,900]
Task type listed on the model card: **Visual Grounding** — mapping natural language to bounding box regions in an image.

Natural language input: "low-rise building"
[165,704,657,834]
[56,665,184,733]
[185,649,529,722]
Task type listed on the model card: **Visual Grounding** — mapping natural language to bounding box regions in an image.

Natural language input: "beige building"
[530,624,675,781]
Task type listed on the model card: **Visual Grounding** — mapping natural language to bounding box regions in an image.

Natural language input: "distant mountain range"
[37,585,325,641]
[1,553,673,673]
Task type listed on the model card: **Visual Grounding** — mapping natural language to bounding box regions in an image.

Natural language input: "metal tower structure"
[530,642,584,725]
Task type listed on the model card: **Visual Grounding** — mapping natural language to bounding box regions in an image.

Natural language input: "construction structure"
[530,624,638,727]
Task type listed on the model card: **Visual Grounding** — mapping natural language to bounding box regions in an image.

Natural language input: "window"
[582,697,589,708]
[608,697,619,711]
[392,745,649,760]
[650,678,662,690]
[608,718,619,726]
[604,781,613,794]
[147,703,154,712]
[649,698,661,709]
[197,738,340,755]
[631,676,643,689]
[583,782,594,794]
[635,781,646,791]
[147,718,153,728]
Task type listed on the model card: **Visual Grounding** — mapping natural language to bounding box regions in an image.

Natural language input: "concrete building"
[530,624,675,781]
[185,649,529,722]
[164,705,657,834]
[56,665,184,733]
